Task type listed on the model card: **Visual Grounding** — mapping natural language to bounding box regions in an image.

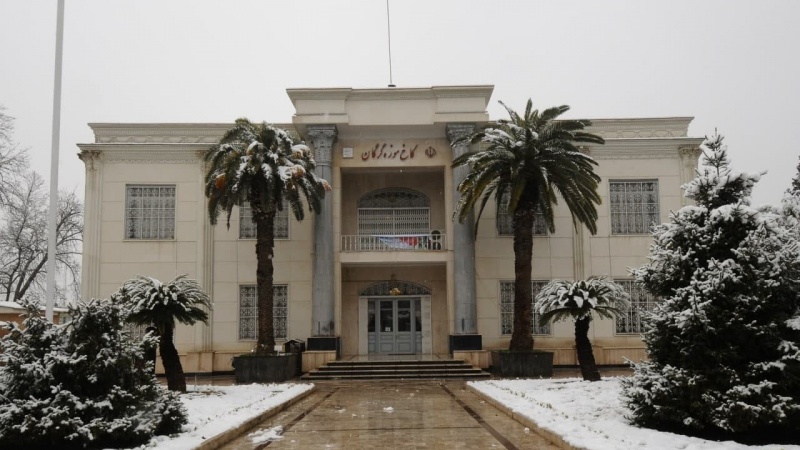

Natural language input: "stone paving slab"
[220,380,558,449]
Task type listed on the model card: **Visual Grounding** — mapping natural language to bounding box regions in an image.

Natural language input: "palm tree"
[452,99,604,351]
[534,277,630,381]
[204,119,329,355]
[120,274,212,392]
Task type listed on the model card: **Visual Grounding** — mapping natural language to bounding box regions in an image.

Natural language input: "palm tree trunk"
[574,317,601,381]
[255,212,276,356]
[159,326,187,392]
[510,205,535,351]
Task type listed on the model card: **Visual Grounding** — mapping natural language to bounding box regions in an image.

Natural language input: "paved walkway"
[221,380,558,449]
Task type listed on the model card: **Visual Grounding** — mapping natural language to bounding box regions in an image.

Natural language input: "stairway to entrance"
[301,359,490,381]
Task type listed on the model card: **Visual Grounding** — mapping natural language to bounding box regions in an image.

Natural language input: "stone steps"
[301,359,491,381]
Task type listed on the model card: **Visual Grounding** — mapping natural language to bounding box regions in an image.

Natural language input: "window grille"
[239,200,289,239]
[610,180,660,234]
[126,323,149,341]
[497,193,547,236]
[500,280,551,335]
[239,285,288,340]
[358,188,430,235]
[125,185,175,239]
[615,280,657,334]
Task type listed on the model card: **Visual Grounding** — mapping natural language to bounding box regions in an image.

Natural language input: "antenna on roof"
[386,0,395,87]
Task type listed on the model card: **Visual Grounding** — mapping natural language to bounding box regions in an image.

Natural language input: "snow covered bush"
[0,298,186,449]
[118,274,211,392]
[535,277,629,381]
[621,134,800,441]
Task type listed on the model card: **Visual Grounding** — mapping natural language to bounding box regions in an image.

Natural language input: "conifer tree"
[789,156,800,196]
[0,299,186,449]
[622,134,800,441]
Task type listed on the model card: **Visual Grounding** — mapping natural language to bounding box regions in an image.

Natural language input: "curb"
[192,385,316,450]
[466,384,586,450]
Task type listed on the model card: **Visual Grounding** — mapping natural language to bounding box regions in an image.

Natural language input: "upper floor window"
[500,280,551,336]
[357,188,430,235]
[497,193,547,236]
[615,279,657,334]
[125,185,175,239]
[610,180,660,234]
[239,200,289,239]
[239,284,288,340]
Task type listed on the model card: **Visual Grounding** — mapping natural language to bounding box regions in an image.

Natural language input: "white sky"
[1,0,798,206]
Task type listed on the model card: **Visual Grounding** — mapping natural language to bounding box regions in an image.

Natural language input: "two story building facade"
[78,85,703,373]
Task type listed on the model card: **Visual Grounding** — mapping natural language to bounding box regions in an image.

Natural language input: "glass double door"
[367,298,422,354]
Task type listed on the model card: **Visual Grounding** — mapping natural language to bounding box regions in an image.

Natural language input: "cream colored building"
[77,85,702,373]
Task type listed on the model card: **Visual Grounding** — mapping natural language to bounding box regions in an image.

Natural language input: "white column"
[195,151,214,352]
[307,125,337,336]
[78,150,103,300]
[679,146,702,205]
[447,124,478,334]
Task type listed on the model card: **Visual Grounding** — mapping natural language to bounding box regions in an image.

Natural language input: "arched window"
[357,188,430,235]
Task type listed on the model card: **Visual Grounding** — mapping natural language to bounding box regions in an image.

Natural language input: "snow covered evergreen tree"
[789,156,800,196]
[622,134,800,441]
[0,298,186,449]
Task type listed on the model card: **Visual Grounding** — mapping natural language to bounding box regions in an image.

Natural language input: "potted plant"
[205,119,329,382]
[452,99,604,377]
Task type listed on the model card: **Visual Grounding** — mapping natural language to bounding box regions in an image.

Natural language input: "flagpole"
[45,0,65,322]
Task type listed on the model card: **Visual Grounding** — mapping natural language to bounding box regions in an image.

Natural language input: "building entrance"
[367,298,422,354]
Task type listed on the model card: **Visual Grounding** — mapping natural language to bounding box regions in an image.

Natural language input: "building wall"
[77,86,703,371]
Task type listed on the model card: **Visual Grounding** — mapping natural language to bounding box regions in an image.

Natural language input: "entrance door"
[367,298,422,354]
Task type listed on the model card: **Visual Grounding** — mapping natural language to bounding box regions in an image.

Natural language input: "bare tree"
[0,106,29,207]
[0,107,82,304]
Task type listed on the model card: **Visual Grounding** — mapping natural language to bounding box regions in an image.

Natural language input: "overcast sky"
[1,0,798,206]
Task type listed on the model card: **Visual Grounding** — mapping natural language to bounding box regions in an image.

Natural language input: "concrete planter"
[232,353,299,383]
[491,350,554,378]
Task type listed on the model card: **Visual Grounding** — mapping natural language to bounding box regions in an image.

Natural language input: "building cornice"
[77,143,207,164]
[587,137,704,160]
[86,123,295,144]
[585,117,693,138]
[286,85,494,104]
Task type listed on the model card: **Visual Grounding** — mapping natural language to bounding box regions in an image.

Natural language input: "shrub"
[0,298,187,449]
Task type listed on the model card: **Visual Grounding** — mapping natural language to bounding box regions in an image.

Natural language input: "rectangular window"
[497,193,547,236]
[239,201,289,239]
[609,180,660,234]
[125,185,175,239]
[615,280,657,334]
[239,285,288,340]
[500,280,551,335]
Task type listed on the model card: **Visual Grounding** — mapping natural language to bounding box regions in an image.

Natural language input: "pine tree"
[0,299,186,449]
[789,156,800,196]
[622,134,800,442]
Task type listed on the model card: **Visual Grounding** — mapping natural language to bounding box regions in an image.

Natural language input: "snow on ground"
[141,382,313,450]
[469,378,799,450]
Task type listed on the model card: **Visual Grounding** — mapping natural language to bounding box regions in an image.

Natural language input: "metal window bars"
[125,185,175,239]
[238,285,288,340]
[610,180,660,234]
[500,280,552,336]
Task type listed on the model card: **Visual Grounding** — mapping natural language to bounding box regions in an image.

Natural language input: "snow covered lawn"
[143,382,313,449]
[468,378,799,450]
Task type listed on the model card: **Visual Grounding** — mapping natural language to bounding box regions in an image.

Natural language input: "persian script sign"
[361,143,437,161]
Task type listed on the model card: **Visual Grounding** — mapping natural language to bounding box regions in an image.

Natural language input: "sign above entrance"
[361,143,437,162]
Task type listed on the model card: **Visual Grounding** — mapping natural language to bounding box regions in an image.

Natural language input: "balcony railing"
[341,233,446,252]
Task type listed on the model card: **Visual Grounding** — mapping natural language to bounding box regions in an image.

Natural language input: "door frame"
[359,295,432,355]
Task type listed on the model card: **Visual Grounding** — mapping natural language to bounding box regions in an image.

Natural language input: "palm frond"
[118,274,212,332]
[451,98,604,238]
[534,277,631,326]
